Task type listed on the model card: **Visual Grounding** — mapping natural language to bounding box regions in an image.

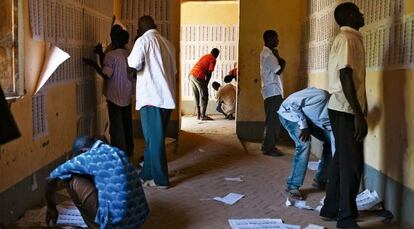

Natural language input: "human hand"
[299,128,311,142]
[82,58,95,66]
[94,43,103,54]
[354,115,367,142]
[45,206,58,226]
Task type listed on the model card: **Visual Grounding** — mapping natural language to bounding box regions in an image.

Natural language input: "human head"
[334,2,364,29]
[111,29,130,48]
[224,75,234,83]
[212,81,221,91]
[137,15,157,37]
[71,136,95,157]
[263,30,279,49]
[211,48,220,58]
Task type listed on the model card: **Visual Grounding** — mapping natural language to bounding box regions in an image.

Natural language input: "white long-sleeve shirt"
[260,46,283,99]
[128,29,177,110]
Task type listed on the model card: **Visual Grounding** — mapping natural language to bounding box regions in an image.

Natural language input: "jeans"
[279,116,332,190]
[139,106,172,186]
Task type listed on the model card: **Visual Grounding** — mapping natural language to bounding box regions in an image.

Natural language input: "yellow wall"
[181,1,238,25]
[307,0,414,191]
[0,0,77,192]
[237,0,306,122]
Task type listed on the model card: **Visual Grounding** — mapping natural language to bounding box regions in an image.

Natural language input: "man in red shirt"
[189,48,220,120]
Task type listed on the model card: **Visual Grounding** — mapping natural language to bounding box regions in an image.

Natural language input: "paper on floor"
[224,176,244,182]
[285,198,314,210]
[356,189,381,210]
[304,224,325,229]
[213,193,245,205]
[228,218,300,229]
[16,201,86,228]
[307,160,320,171]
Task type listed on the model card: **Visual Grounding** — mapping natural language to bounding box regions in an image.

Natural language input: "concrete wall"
[236,0,306,140]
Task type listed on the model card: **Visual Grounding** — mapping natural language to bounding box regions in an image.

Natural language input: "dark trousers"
[320,109,364,227]
[262,95,283,153]
[190,76,209,108]
[139,106,172,186]
[107,100,134,156]
[65,175,99,229]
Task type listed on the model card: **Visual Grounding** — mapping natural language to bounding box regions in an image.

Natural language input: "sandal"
[286,188,303,200]
[201,116,213,121]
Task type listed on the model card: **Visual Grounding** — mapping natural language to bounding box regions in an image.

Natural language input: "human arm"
[127,41,145,72]
[82,58,109,79]
[271,49,286,75]
[339,67,367,142]
[45,178,59,226]
[94,43,105,67]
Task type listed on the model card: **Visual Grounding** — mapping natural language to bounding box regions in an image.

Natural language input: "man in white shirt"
[278,88,334,200]
[260,30,286,157]
[128,16,177,189]
[319,3,367,229]
[212,81,236,120]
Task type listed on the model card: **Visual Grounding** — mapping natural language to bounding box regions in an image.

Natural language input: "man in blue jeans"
[278,87,334,200]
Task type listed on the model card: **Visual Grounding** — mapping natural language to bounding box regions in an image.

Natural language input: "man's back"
[128,29,177,111]
[190,53,216,79]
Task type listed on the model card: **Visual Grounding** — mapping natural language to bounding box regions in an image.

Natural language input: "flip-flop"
[286,188,303,200]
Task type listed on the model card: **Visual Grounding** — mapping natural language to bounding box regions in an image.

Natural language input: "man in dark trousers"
[83,29,134,156]
[319,3,367,229]
[260,30,286,157]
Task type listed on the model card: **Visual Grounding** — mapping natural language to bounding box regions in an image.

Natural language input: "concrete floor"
[12,115,401,229]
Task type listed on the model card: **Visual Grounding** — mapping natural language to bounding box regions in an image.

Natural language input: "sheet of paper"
[285,198,314,210]
[35,44,70,94]
[307,160,320,171]
[224,176,244,182]
[214,193,245,205]
[304,224,325,229]
[356,189,381,210]
[229,218,286,229]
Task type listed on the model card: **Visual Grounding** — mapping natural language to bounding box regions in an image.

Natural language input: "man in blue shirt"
[45,136,149,229]
[278,87,334,200]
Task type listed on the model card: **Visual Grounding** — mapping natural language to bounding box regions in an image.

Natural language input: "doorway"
[179,0,239,134]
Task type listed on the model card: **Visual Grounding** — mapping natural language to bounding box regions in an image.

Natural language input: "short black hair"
[111,29,130,47]
[334,2,358,26]
[71,136,95,157]
[211,48,220,57]
[212,81,221,91]
[263,30,277,43]
[224,75,234,83]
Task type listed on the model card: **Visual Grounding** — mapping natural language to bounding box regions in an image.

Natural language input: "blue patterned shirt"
[49,141,149,229]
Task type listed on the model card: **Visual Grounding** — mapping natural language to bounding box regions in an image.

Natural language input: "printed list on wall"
[301,0,414,73]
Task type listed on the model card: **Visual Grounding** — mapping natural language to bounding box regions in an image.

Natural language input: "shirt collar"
[91,140,103,149]
[263,46,273,52]
[142,29,158,37]
[340,26,362,38]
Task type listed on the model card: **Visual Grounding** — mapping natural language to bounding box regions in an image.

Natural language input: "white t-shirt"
[128,29,177,110]
[328,26,367,114]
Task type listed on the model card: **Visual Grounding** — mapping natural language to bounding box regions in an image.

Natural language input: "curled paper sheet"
[35,44,70,94]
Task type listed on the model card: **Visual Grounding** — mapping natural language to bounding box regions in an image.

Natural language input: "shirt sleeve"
[336,36,353,70]
[280,99,308,129]
[263,54,281,74]
[49,152,94,180]
[102,54,114,78]
[128,40,145,71]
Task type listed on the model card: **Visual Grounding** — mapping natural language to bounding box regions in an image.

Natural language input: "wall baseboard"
[236,121,265,142]
[0,155,67,226]
[364,164,414,228]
